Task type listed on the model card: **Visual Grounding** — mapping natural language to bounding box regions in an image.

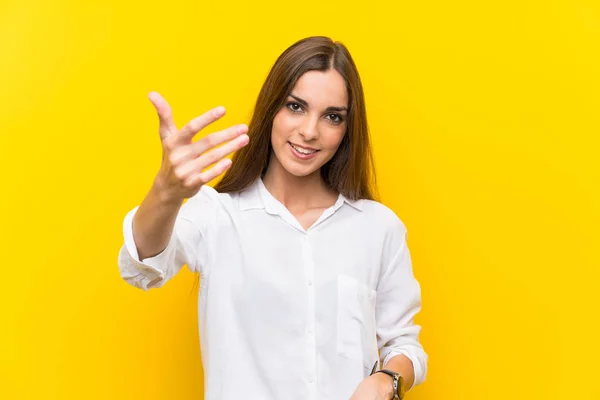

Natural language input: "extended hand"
[148,91,249,201]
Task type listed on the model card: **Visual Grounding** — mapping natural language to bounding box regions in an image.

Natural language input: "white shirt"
[118,177,427,399]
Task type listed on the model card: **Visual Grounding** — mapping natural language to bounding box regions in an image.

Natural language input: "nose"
[299,115,319,141]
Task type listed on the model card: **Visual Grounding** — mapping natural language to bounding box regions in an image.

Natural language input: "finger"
[176,105,227,143]
[148,91,177,140]
[177,133,248,178]
[185,158,232,187]
[193,133,249,171]
[189,123,248,157]
[167,124,247,167]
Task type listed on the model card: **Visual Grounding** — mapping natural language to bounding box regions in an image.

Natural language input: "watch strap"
[373,369,403,400]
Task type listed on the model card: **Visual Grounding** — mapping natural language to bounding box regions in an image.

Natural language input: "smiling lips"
[289,142,318,154]
[288,142,319,160]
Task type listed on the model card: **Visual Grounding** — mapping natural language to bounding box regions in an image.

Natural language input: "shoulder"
[359,199,407,237]
[358,200,410,267]
[186,184,234,205]
[178,185,233,222]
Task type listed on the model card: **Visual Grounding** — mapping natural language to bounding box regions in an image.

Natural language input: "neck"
[262,156,337,210]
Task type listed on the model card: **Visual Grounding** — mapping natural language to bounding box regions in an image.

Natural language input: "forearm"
[383,354,415,393]
[133,177,184,260]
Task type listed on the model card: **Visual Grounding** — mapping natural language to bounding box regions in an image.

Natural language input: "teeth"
[291,143,317,155]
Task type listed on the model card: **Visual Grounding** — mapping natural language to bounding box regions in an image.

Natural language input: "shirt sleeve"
[117,185,219,291]
[376,220,428,390]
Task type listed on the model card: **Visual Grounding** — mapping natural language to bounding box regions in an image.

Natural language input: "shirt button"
[307,327,313,335]
[308,280,313,286]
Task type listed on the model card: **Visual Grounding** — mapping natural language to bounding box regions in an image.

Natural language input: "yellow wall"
[2,0,598,398]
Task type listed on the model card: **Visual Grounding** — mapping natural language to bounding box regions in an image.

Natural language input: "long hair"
[191,36,378,293]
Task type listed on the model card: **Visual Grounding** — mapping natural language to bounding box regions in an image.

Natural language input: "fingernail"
[214,106,226,116]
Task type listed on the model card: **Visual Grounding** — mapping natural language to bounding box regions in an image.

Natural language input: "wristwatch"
[372,369,405,399]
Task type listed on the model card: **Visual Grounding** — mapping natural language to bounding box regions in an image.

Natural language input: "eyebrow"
[289,93,348,113]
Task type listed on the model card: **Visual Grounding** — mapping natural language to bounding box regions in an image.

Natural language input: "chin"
[269,140,334,179]
[281,160,321,177]
[272,150,325,178]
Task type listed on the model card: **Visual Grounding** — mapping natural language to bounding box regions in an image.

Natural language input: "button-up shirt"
[117,177,427,399]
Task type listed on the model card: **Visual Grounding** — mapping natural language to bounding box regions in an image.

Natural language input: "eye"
[327,113,344,125]
[286,102,303,113]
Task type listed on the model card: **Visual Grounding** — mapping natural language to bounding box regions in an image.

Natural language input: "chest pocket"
[336,273,379,369]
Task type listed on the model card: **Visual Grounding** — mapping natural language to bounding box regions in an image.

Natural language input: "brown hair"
[191,36,378,293]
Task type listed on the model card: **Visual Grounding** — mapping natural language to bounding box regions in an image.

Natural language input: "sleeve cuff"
[382,348,427,391]
[119,206,177,289]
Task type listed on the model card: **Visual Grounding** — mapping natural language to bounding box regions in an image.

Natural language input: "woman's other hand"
[349,373,394,400]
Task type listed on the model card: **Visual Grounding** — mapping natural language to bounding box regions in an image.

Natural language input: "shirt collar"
[238,177,364,212]
[238,178,264,211]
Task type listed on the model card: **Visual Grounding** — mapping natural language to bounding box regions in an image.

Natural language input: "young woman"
[118,36,427,400]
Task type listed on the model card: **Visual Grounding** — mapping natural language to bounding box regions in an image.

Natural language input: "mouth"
[288,141,320,160]
[288,142,319,155]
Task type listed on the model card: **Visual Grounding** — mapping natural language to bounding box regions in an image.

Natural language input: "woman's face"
[270,69,349,178]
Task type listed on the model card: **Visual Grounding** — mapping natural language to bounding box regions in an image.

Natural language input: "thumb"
[148,91,177,140]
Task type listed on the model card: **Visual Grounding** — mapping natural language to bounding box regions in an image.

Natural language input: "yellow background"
[1,0,599,398]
